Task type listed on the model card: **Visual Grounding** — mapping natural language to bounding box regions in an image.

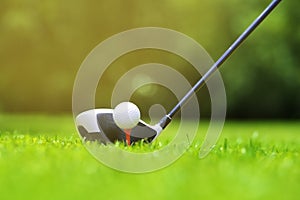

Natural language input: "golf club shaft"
[160,0,282,128]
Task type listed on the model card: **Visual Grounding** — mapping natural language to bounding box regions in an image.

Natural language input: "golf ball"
[113,102,141,129]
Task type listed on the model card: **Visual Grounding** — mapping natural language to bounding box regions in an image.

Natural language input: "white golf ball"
[113,102,141,129]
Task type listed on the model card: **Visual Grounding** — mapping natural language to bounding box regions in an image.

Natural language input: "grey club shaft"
[159,0,282,129]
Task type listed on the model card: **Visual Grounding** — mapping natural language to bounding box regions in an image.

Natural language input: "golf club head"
[75,109,163,144]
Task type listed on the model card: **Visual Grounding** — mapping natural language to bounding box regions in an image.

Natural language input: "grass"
[0,114,299,200]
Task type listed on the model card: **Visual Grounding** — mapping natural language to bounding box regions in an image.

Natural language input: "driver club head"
[75,109,163,144]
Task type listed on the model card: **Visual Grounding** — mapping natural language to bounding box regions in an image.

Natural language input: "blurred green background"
[0,0,299,118]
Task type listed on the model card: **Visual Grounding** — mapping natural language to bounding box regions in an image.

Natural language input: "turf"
[0,114,299,200]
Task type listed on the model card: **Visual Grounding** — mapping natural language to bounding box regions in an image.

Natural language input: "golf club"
[76,0,282,144]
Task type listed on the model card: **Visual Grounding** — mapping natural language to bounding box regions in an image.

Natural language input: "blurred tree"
[0,0,299,118]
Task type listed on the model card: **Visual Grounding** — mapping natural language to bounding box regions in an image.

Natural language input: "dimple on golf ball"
[113,102,141,129]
